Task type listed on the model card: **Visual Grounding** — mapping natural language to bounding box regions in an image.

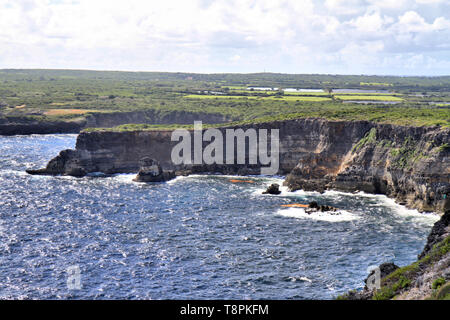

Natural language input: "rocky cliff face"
[0,116,83,135]
[0,110,235,135]
[285,121,450,213]
[27,118,450,213]
[83,110,234,128]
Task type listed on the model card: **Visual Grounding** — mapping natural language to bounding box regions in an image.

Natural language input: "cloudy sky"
[1,0,450,75]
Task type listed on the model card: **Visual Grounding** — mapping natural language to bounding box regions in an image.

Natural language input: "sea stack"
[133,157,175,183]
[263,183,282,195]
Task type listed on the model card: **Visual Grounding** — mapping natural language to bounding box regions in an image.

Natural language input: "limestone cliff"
[285,122,450,213]
[0,110,235,135]
[27,118,450,213]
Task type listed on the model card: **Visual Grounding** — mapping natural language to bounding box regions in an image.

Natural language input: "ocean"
[0,134,438,299]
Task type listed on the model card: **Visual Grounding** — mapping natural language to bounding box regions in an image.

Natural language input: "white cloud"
[415,0,445,4]
[325,0,366,15]
[0,0,449,75]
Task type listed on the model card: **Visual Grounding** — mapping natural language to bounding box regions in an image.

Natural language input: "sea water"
[0,134,438,299]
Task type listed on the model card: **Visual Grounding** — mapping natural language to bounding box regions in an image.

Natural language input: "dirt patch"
[44,109,97,116]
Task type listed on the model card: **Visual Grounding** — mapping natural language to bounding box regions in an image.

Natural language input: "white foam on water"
[0,169,28,177]
[165,175,191,184]
[300,277,313,283]
[380,197,439,223]
[289,189,322,197]
[318,189,439,223]
[276,207,360,222]
[251,178,286,196]
[288,276,313,283]
[110,173,136,183]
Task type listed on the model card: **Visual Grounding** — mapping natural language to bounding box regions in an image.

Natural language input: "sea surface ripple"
[0,134,438,299]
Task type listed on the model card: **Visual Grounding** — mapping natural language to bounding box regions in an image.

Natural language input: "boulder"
[262,183,282,195]
[308,201,319,209]
[305,201,338,214]
[364,262,399,290]
[342,262,399,300]
[133,157,175,183]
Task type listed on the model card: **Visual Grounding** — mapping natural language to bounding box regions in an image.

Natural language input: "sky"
[1,0,450,75]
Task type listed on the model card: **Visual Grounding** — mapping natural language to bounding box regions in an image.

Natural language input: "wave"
[276,207,360,222]
[322,190,439,222]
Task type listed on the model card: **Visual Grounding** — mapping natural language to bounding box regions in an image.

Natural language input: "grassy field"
[184,94,333,102]
[360,82,393,87]
[334,95,404,101]
[0,69,449,130]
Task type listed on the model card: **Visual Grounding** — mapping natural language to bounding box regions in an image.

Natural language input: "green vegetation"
[389,136,429,169]
[1,69,449,131]
[432,277,446,290]
[435,283,450,300]
[372,235,450,300]
[284,91,329,96]
[438,143,450,152]
[360,82,393,87]
[334,95,403,101]
[83,123,196,132]
[352,128,377,152]
[185,94,332,102]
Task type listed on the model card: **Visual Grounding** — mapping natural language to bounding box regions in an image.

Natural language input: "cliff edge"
[27,118,450,213]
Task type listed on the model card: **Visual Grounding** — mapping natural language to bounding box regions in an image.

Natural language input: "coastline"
[18,118,450,299]
[26,117,450,214]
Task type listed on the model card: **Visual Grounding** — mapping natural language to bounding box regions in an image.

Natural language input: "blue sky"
[1,0,450,75]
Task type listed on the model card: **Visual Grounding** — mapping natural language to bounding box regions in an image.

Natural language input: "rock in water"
[262,183,282,195]
[308,201,319,209]
[133,157,175,183]
[305,201,339,214]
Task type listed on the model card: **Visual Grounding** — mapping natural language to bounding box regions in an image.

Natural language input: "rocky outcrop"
[262,184,282,195]
[419,209,450,259]
[343,263,400,300]
[0,116,83,135]
[305,201,338,214]
[340,211,450,300]
[0,110,235,136]
[284,121,450,213]
[133,158,175,182]
[83,110,234,129]
[27,118,450,213]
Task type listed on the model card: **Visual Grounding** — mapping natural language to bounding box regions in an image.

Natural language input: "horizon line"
[1,67,450,78]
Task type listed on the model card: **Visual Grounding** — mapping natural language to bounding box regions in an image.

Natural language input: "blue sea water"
[0,134,439,299]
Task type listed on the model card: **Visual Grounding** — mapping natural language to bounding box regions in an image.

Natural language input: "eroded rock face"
[132,157,175,183]
[27,118,450,213]
[419,210,450,259]
[0,110,235,136]
[284,122,450,213]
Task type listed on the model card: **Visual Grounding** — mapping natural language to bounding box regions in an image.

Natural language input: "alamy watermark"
[366,265,381,290]
[67,265,82,290]
[171,121,280,175]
